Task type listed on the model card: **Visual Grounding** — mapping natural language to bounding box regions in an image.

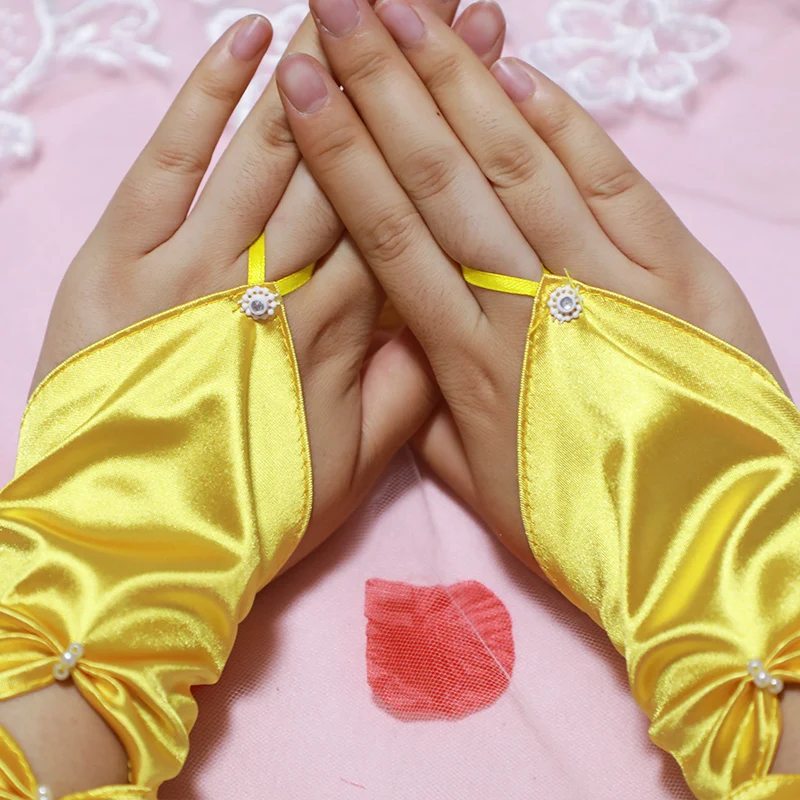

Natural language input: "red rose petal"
[365,579,515,721]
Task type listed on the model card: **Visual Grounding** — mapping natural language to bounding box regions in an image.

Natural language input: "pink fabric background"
[1,1,798,797]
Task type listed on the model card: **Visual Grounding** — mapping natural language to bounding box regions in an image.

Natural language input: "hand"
[32,0,505,566]
[3,5,509,796]
[275,0,786,566]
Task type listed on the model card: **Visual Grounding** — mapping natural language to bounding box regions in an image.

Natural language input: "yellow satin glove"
[516,273,800,799]
[0,239,313,799]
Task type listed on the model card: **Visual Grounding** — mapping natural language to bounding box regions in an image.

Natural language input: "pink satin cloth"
[1,1,798,798]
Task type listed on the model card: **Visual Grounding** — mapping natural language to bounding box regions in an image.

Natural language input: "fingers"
[411,401,475,507]
[491,58,713,277]
[288,237,386,473]
[182,1,470,266]
[407,0,462,23]
[411,400,540,571]
[376,0,637,291]
[276,53,484,356]
[183,14,332,264]
[453,0,506,66]
[283,323,437,571]
[358,329,438,492]
[101,15,273,256]
[262,162,342,282]
[308,0,540,292]
[288,242,433,527]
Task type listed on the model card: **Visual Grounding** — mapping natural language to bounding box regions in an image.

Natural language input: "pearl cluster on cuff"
[548,286,583,323]
[53,642,84,682]
[747,659,784,695]
[37,787,53,800]
[240,286,281,321]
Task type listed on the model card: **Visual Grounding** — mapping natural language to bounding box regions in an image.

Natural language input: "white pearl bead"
[68,643,85,659]
[747,659,785,696]
[37,787,53,799]
[747,659,764,677]
[768,676,785,696]
[754,670,771,689]
[52,642,84,681]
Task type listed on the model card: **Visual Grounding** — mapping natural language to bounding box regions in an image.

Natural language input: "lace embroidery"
[196,0,307,130]
[0,0,168,173]
[520,0,732,115]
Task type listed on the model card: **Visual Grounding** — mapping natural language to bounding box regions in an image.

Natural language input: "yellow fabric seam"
[587,285,785,394]
[22,286,247,431]
[516,278,563,596]
[273,306,314,574]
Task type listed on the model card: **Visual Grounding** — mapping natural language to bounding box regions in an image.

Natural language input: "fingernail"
[313,0,361,37]
[230,15,271,61]
[492,58,536,102]
[377,1,426,47]
[279,55,330,113]
[459,2,504,57]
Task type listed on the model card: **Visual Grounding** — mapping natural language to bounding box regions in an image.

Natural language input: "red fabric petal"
[365,579,515,721]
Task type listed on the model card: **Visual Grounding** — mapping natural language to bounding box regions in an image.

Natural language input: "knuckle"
[424,52,466,95]
[482,136,540,190]
[362,207,420,266]
[254,106,296,153]
[446,341,510,419]
[539,102,576,148]
[585,161,641,202]
[305,308,365,372]
[225,158,274,218]
[149,142,207,178]
[403,144,461,203]
[342,48,393,89]
[309,125,361,171]
[195,71,242,107]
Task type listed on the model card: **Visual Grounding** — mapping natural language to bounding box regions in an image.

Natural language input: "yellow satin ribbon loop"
[276,263,315,297]
[247,232,267,285]
[461,265,540,297]
[247,233,315,295]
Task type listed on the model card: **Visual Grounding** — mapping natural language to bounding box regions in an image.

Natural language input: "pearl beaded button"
[548,286,583,323]
[53,642,84,682]
[747,659,784,695]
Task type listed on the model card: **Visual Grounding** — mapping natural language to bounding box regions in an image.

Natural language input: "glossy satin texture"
[0,274,313,798]
[518,274,800,799]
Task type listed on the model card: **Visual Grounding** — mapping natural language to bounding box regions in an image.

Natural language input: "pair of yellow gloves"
[1,239,798,799]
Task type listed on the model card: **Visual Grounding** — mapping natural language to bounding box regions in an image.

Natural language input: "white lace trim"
[0,0,169,171]
[0,0,739,176]
[519,0,732,115]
